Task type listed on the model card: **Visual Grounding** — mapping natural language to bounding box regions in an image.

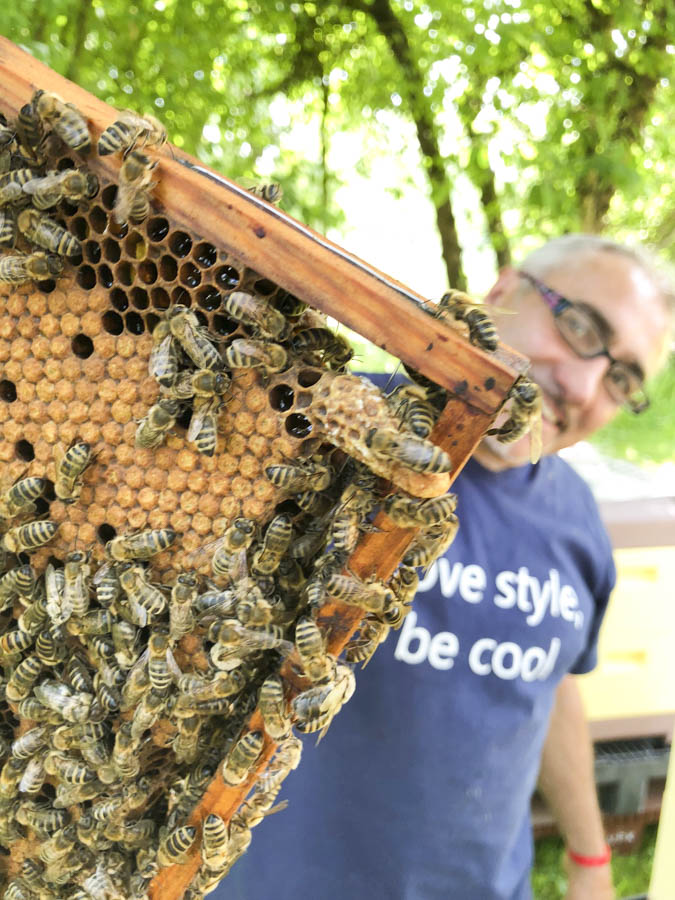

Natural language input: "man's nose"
[554,355,608,407]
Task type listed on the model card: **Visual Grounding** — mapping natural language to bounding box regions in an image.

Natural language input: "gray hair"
[520,234,675,332]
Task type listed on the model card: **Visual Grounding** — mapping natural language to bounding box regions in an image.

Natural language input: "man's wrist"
[567,844,612,867]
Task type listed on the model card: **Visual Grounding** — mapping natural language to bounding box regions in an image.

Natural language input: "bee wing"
[92,561,115,585]
[22,171,62,194]
[127,646,150,681]
[187,399,209,443]
[166,647,182,680]
[148,333,174,379]
[529,407,543,465]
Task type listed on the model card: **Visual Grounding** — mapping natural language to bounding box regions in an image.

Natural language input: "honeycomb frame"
[0,36,529,900]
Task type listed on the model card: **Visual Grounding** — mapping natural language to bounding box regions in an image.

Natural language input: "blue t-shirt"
[214,452,615,900]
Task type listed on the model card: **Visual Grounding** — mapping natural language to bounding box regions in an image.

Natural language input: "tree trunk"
[64,0,94,82]
[352,0,466,290]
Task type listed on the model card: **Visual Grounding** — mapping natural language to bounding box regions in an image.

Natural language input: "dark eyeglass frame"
[518,270,649,414]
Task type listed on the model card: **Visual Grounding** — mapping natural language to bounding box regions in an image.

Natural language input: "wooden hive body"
[0,37,529,900]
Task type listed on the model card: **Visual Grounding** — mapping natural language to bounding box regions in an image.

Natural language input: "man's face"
[478,251,668,468]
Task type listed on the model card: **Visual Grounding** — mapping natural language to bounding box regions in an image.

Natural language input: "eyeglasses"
[518,270,649,414]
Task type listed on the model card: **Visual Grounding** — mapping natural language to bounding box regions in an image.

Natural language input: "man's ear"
[484,266,520,309]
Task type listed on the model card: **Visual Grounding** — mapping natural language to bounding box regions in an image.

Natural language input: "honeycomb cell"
[180,263,201,288]
[0,318,14,341]
[92,483,116,505]
[77,266,96,290]
[116,485,134,509]
[78,523,96,545]
[138,261,157,285]
[82,356,105,381]
[136,487,157,511]
[169,231,192,257]
[41,421,59,444]
[46,401,68,424]
[85,240,102,263]
[68,401,88,424]
[74,379,96,404]
[271,437,297,459]
[50,336,71,359]
[15,438,35,461]
[116,261,134,286]
[97,379,118,403]
[87,399,109,424]
[15,381,35,404]
[116,334,137,358]
[244,386,268,414]
[238,454,261,480]
[255,411,279,438]
[106,506,127,529]
[197,494,220,518]
[55,381,75,403]
[59,521,77,543]
[115,444,135,467]
[98,265,114,289]
[0,340,10,361]
[253,479,276,502]
[231,476,252,499]
[169,510,191,533]
[191,513,212,536]
[220,496,239,519]
[47,290,69,315]
[158,490,177,512]
[3,360,22,382]
[147,217,169,241]
[125,312,144,335]
[176,449,197,472]
[88,291,112,313]
[118,382,138,405]
[111,400,132,424]
[233,410,256,437]
[104,238,121,262]
[7,294,26,317]
[79,423,100,445]
[35,439,53,462]
[101,184,117,210]
[43,360,62,383]
[242,497,266,520]
[125,466,144,490]
[21,359,42,384]
[27,294,48,317]
[59,313,80,338]
[94,334,117,359]
[125,231,146,260]
[10,338,31,362]
[126,357,148,381]
[102,311,124,335]
[145,466,167,491]
[127,508,148,530]
[180,492,199,515]
[216,265,240,290]
[101,422,123,445]
[89,206,107,233]
[108,218,128,239]
[197,286,220,311]
[131,287,149,310]
[0,442,13,462]
[147,509,169,530]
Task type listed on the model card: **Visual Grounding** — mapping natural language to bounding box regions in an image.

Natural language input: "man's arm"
[537,674,614,900]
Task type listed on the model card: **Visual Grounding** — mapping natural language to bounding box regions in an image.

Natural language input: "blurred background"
[1,2,673,896]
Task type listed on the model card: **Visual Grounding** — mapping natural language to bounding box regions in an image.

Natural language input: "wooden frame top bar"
[0,36,529,416]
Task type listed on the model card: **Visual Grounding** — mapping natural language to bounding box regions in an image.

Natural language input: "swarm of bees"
[0,77,544,900]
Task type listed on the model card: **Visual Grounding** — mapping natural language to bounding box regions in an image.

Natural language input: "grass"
[532,825,658,898]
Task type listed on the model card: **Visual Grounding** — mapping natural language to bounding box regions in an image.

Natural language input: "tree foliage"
[1,0,673,462]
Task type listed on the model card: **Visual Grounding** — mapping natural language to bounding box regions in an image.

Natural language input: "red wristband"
[567,844,612,867]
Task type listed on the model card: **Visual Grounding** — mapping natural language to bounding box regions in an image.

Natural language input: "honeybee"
[16,102,43,161]
[386,382,437,438]
[167,367,231,400]
[112,722,142,779]
[200,813,229,870]
[120,664,151,712]
[11,725,49,759]
[32,90,91,153]
[384,492,458,528]
[106,526,176,560]
[149,320,181,387]
[1,520,58,554]
[187,394,221,456]
[246,182,283,204]
[98,109,167,156]
[93,560,122,608]
[130,686,166,740]
[221,730,264,785]
[365,427,452,474]
[36,623,68,666]
[265,459,333,493]
[329,481,377,555]
[292,663,355,740]
[402,519,460,568]
[259,675,292,741]
[291,327,353,368]
[169,572,198,641]
[223,337,288,373]
[222,290,288,339]
[0,207,17,247]
[145,630,181,693]
[54,440,93,501]
[390,564,419,607]
[250,514,292,575]
[207,619,293,668]
[17,207,81,256]
[5,654,43,702]
[345,617,390,666]
[0,251,63,284]
[112,618,141,668]
[0,177,26,207]
[176,669,246,707]
[323,571,395,615]
[295,616,335,684]
[44,752,96,785]
[162,305,224,370]
[209,516,257,580]
[113,149,158,224]
[289,515,330,562]
[63,549,91,618]
[117,563,168,626]
[0,475,46,519]
[0,627,34,662]
[45,562,69,625]
[157,825,198,867]
[23,168,98,211]
[135,397,182,448]
[435,289,499,352]
[172,714,202,764]
[15,800,69,834]
[487,374,543,463]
